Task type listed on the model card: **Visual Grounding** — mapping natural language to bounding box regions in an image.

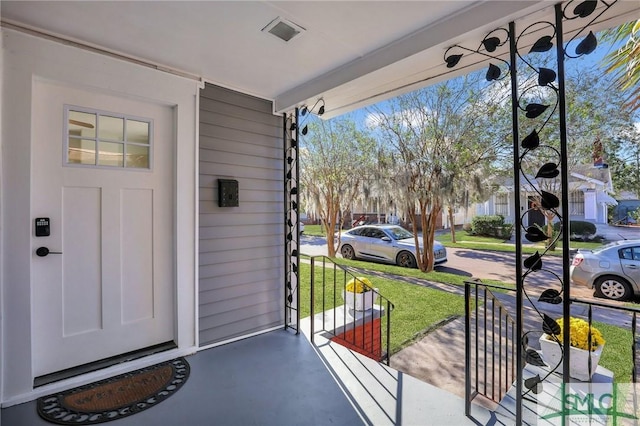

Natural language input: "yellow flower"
[555,317,605,351]
[345,277,373,293]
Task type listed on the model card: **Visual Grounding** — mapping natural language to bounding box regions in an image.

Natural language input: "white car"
[570,240,640,301]
[338,224,447,268]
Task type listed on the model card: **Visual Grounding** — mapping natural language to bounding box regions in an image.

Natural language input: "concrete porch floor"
[1,325,513,426]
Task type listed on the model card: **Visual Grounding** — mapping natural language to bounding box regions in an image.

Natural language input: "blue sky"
[342,32,636,128]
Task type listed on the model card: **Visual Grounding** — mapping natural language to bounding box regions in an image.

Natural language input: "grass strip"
[299,262,465,354]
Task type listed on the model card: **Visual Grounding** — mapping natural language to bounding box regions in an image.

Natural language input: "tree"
[300,116,376,257]
[484,51,638,244]
[368,75,506,271]
[601,20,640,111]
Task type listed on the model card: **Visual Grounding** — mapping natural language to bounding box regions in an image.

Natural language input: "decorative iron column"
[284,109,301,333]
[283,100,325,334]
[444,0,616,422]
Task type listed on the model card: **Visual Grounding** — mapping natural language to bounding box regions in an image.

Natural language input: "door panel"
[62,186,103,335]
[32,81,175,377]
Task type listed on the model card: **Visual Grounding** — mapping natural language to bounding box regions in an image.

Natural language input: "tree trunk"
[448,206,456,243]
[323,200,340,257]
[415,197,441,273]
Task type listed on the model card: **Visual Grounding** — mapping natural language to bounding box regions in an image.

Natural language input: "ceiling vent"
[262,17,305,43]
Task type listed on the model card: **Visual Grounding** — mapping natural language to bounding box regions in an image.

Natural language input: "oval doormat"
[37,357,190,425]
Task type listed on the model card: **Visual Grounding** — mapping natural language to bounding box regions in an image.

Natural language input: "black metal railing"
[309,256,394,364]
[465,278,640,416]
[570,297,639,384]
[465,279,517,411]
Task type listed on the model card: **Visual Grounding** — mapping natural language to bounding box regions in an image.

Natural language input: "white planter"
[539,334,604,381]
[342,289,377,311]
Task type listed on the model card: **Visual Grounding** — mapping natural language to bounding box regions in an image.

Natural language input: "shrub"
[471,215,513,239]
[552,220,596,237]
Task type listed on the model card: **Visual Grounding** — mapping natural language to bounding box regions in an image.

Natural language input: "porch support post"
[508,20,524,425]
[284,109,301,333]
[554,2,572,386]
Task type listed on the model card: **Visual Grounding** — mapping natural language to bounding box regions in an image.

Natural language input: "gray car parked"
[570,240,640,301]
[338,224,447,268]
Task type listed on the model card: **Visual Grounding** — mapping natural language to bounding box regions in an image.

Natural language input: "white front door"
[32,80,175,378]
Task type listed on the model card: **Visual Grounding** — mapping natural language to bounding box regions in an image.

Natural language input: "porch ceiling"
[2,1,638,118]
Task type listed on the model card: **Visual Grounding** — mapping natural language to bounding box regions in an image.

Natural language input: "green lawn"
[596,321,634,383]
[299,262,465,354]
[435,230,604,254]
[303,224,329,237]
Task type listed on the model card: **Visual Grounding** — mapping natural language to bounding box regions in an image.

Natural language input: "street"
[300,235,594,299]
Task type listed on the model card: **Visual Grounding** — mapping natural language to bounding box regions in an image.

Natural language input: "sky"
[341,30,636,129]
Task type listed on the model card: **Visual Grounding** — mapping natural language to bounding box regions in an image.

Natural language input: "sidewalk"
[389,277,634,405]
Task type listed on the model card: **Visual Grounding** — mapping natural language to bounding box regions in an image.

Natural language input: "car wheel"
[341,244,356,260]
[396,251,417,268]
[594,275,632,301]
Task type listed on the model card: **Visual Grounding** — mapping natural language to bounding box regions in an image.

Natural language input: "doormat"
[37,357,190,425]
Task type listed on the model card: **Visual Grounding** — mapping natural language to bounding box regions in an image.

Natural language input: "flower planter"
[539,334,604,381]
[342,289,377,312]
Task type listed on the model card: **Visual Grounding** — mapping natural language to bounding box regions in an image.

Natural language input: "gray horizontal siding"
[198,83,284,347]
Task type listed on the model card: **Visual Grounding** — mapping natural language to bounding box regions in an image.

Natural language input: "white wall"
[584,191,597,221]
[1,29,199,404]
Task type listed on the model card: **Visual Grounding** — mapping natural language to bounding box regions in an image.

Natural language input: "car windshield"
[386,227,413,240]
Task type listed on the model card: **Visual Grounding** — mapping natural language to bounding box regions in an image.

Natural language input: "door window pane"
[68,138,96,165]
[98,142,124,167]
[127,120,149,144]
[99,116,124,141]
[68,111,96,138]
[66,106,152,170]
[126,145,150,169]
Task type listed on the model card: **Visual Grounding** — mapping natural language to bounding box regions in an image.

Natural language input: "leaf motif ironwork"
[524,375,543,394]
[536,162,560,179]
[525,226,548,242]
[525,103,550,119]
[538,68,557,86]
[445,54,463,68]
[573,0,597,18]
[576,31,598,55]
[529,35,553,53]
[486,63,501,81]
[540,190,560,209]
[521,130,540,150]
[482,36,501,52]
[543,314,561,335]
[539,289,562,304]
[524,251,543,271]
[525,349,546,367]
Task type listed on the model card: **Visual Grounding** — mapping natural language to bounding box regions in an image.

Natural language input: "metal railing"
[570,297,639,383]
[465,280,517,411]
[465,279,640,416]
[309,256,394,364]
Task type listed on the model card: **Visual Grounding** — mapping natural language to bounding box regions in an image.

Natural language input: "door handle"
[36,247,62,257]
